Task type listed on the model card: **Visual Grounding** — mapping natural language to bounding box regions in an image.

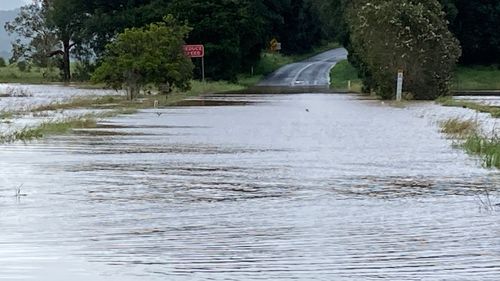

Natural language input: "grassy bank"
[328,62,500,94]
[329,60,362,92]
[439,118,500,168]
[436,97,500,118]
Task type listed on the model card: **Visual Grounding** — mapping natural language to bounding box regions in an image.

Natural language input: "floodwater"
[0,84,121,136]
[1,91,499,280]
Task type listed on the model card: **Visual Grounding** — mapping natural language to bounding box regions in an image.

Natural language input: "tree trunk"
[126,71,140,100]
[62,40,71,82]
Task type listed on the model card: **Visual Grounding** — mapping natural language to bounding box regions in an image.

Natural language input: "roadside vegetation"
[329,60,362,92]
[439,117,500,168]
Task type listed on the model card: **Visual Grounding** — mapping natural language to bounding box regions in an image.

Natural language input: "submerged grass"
[436,97,500,118]
[440,118,479,136]
[439,117,500,169]
[1,79,244,143]
[0,111,14,119]
[0,117,97,143]
[463,134,500,168]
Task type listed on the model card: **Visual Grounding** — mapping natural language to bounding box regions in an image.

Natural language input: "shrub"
[347,0,461,99]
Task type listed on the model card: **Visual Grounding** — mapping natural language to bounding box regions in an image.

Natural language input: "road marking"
[291,63,315,86]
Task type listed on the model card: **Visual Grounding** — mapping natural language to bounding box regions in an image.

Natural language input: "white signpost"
[396,70,404,101]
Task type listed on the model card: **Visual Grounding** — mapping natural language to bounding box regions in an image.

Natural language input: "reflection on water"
[1,93,499,280]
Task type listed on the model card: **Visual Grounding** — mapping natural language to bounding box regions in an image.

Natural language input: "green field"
[329,61,500,93]
[452,65,500,90]
[0,65,60,84]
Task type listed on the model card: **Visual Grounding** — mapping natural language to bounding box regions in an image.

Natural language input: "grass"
[0,111,14,119]
[0,65,60,84]
[439,117,500,169]
[436,96,500,118]
[31,96,121,112]
[0,117,97,143]
[463,134,500,168]
[439,118,479,136]
[330,60,362,92]
[453,65,500,91]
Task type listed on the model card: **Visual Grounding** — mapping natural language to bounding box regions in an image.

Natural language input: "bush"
[0,57,6,67]
[92,15,194,100]
[347,0,461,99]
[17,61,30,72]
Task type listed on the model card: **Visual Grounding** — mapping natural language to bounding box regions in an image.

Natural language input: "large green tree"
[82,0,170,57]
[92,16,194,100]
[347,0,461,99]
[46,0,88,81]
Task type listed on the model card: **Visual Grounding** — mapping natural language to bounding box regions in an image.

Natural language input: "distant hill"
[0,9,19,60]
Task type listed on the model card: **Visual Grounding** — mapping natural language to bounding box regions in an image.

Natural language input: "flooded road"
[1,93,499,280]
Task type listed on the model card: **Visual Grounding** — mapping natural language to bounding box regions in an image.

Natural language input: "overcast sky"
[0,0,30,11]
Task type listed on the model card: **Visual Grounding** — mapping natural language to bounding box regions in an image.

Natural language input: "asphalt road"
[258,48,348,87]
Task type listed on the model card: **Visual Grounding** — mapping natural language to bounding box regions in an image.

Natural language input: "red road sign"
[183,45,204,58]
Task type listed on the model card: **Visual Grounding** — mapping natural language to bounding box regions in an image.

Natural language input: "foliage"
[5,0,87,81]
[347,0,461,100]
[45,0,88,81]
[4,0,58,68]
[0,57,6,67]
[441,0,500,65]
[81,0,169,57]
[92,16,194,100]
[311,0,350,45]
[329,60,362,92]
[17,61,30,72]
[463,134,500,169]
[167,0,265,81]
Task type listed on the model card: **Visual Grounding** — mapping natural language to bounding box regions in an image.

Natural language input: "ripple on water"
[1,93,499,280]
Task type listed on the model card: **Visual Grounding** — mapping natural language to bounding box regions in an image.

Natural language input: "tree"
[442,0,500,65]
[4,0,58,68]
[82,0,170,58]
[167,0,268,81]
[278,0,323,55]
[347,0,461,99]
[92,16,194,100]
[5,0,86,81]
[45,0,88,81]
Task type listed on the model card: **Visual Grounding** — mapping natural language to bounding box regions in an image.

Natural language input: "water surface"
[1,93,499,280]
